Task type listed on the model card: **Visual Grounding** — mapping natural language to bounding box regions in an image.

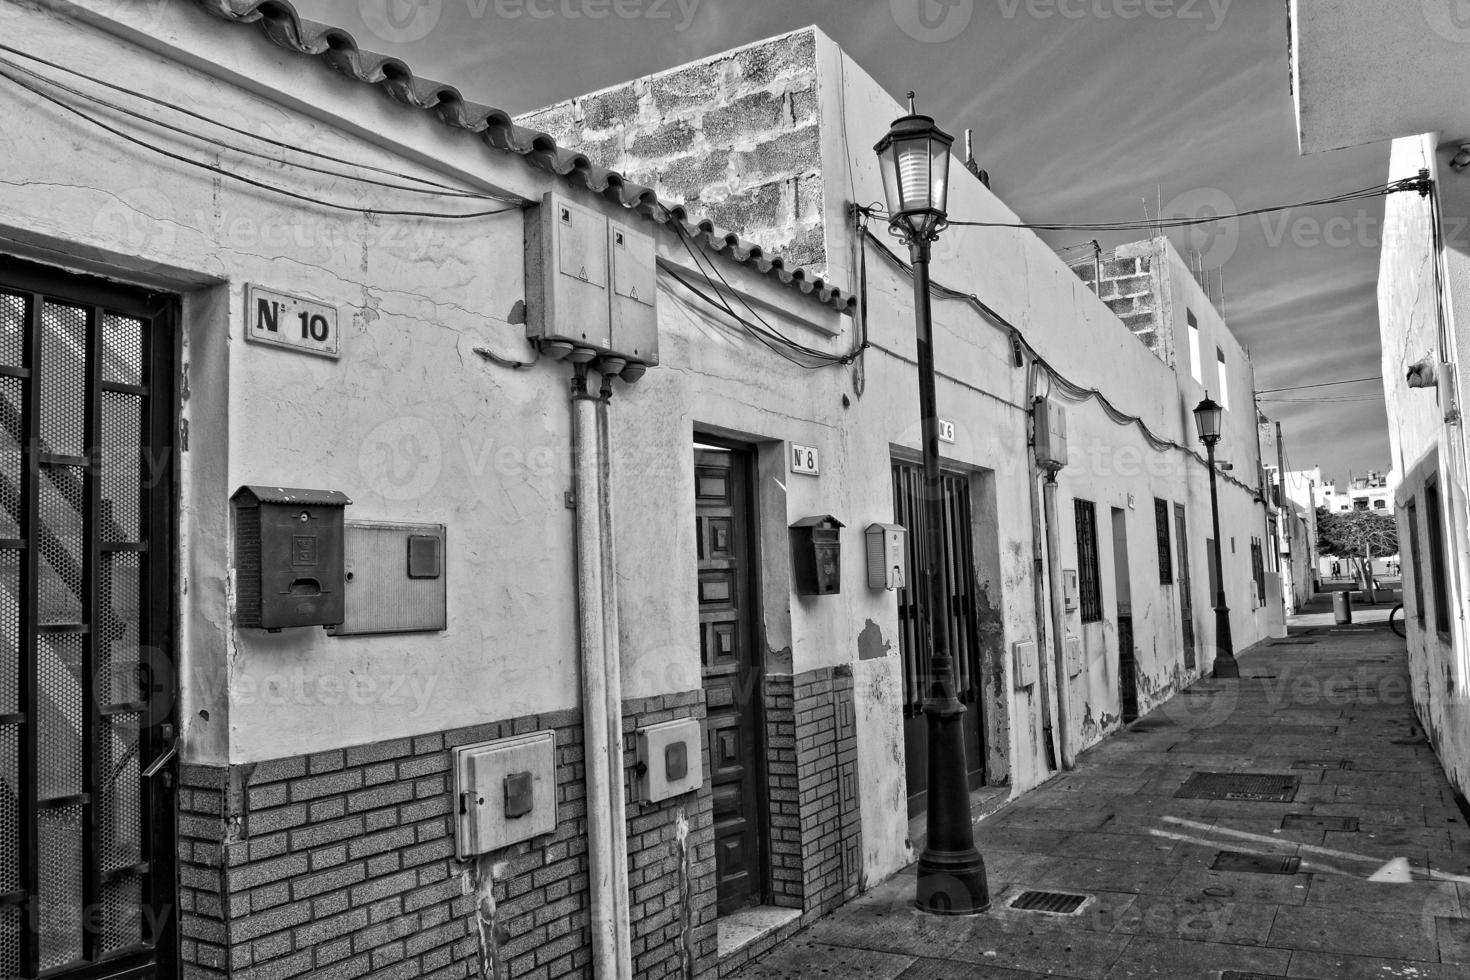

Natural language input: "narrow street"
[732,597,1470,979]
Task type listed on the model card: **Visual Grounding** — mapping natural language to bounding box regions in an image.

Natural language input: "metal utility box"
[525,192,611,353]
[865,523,908,591]
[608,219,659,366]
[635,718,702,804]
[1012,640,1038,689]
[327,522,448,637]
[1065,634,1084,678]
[232,486,351,631]
[1033,398,1069,471]
[453,731,557,860]
[1063,569,1079,613]
[790,515,844,596]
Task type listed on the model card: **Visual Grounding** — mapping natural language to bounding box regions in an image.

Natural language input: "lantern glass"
[875,110,954,243]
[1193,395,1224,445]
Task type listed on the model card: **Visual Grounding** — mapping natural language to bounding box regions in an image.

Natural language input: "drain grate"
[1269,640,1313,646]
[1212,851,1302,875]
[1282,814,1359,832]
[1175,772,1301,803]
[1291,759,1354,771]
[1008,890,1088,915]
[1128,720,1175,732]
[1221,973,1287,980]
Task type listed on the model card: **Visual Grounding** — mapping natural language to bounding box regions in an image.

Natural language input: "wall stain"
[857,619,891,661]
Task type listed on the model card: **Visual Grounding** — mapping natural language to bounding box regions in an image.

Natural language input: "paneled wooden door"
[694,446,766,915]
[0,258,177,980]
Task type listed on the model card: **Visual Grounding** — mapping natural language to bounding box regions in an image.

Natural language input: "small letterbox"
[865,523,908,591]
[232,486,351,631]
[790,515,844,596]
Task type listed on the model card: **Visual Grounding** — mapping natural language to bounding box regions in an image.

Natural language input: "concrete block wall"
[1070,241,1173,366]
[517,29,826,272]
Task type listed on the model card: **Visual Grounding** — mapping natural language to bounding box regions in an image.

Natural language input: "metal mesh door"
[0,261,173,980]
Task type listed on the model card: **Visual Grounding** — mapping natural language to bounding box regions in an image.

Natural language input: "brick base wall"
[792,666,861,915]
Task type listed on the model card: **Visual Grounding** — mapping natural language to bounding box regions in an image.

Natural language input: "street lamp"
[1193,395,1240,679]
[876,94,989,915]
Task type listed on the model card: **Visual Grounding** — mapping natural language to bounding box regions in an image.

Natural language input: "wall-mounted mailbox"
[865,523,908,591]
[635,718,703,804]
[1012,640,1038,689]
[232,486,351,631]
[327,522,448,637]
[453,731,556,860]
[790,515,844,596]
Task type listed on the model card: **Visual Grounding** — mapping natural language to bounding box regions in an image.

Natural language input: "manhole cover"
[1175,772,1300,803]
[1008,890,1088,915]
[1212,851,1302,875]
[1291,760,1354,770]
[1282,814,1359,832]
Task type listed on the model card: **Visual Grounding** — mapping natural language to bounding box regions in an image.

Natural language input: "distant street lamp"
[1193,395,1240,679]
[875,94,989,915]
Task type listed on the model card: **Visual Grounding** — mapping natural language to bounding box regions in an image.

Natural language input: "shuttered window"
[1154,498,1172,584]
[1074,499,1102,623]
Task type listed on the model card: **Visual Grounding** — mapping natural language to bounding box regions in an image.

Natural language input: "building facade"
[0,3,1275,979]
[1289,0,1470,799]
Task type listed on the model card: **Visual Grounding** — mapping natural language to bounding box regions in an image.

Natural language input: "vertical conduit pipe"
[596,374,634,978]
[1042,472,1076,770]
[570,363,622,979]
[1025,383,1059,773]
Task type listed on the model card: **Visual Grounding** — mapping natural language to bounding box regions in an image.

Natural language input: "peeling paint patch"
[857,619,891,661]
[473,857,508,979]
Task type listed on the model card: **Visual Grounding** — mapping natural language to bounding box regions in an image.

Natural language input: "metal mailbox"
[232,486,351,631]
[790,515,844,596]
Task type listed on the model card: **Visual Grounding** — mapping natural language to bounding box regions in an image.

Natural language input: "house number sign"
[247,284,341,359]
[790,444,820,477]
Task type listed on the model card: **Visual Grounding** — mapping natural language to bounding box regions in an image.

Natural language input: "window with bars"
[1154,498,1172,584]
[1074,499,1102,623]
[1250,538,1266,608]
[1408,500,1425,626]
[1426,478,1451,634]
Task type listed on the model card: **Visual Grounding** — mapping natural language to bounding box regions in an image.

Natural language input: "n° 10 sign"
[247,284,341,359]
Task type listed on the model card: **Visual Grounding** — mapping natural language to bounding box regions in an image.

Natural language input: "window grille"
[1074,499,1102,623]
[1154,498,1172,584]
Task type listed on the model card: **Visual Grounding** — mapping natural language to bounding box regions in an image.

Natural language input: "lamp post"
[876,94,989,915]
[1193,395,1240,679]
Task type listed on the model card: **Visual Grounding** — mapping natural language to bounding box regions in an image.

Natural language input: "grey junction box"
[327,521,447,636]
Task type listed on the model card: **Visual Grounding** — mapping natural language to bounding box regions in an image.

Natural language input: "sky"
[295,0,1394,486]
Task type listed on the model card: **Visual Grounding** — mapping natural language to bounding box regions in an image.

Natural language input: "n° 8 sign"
[246,284,341,359]
[790,444,820,477]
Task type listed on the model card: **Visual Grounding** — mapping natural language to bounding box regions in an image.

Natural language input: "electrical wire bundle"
[0,41,523,219]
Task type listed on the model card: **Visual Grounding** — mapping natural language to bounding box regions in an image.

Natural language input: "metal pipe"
[1025,385,1058,773]
[596,373,634,978]
[1041,473,1075,770]
[570,363,623,978]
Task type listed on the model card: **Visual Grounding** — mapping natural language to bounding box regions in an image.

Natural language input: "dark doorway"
[0,258,177,980]
[694,445,767,915]
[892,461,986,819]
[1174,504,1196,671]
[1111,508,1138,723]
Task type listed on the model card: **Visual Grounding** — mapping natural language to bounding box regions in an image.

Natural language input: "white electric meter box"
[608,220,660,366]
[452,731,556,860]
[635,718,703,804]
[1063,569,1079,612]
[1065,633,1084,678]
[327,521,447,636]
[1012,640,1038,689]
[1033,399,1069,471]
[525,192,611,353]
[865,523,908,591]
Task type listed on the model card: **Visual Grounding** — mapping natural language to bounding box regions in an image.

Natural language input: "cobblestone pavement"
[730,595,1470,978]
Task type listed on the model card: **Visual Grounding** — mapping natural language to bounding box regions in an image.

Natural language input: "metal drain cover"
[1212,851,1302,875]
[1174,772,1301,803]
[1282,814,1359,832]
[1221,973,1287,980]
[1291,759,1354,771]
[1009,890,1088,915]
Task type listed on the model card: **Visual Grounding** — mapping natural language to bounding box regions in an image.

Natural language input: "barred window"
[1075,499,1103,623]
[1426,478,1451,634]
[1250,538,1266,608]
[1154,498,1172,584]
[1408,500,1424,626]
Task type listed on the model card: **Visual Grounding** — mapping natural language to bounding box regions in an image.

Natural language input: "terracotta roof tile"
[192,0,855,313]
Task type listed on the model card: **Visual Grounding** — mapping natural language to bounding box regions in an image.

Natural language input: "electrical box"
[865,523,908,591]
[525,192,611,353]
[1012,640,1038,689]
[608,219,659,366]
[1033,398,1068,471]
[790,515,844,596]
[1063,569,1079,613]
[232,486,351,631]
[327,522,447,636]
[1065,633,1084,678]
[635,718,702,804]
[453,731,557,860]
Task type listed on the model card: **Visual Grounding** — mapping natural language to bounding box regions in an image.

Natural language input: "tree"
[1316,507,1399,591]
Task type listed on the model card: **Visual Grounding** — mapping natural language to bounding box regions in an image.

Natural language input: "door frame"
[0,255,179,980]
[692,433,772,912]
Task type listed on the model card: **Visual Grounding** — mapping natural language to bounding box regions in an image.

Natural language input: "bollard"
[1333,590,1352,625]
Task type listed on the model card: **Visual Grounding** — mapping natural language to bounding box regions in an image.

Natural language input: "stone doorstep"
[716,906,803,961]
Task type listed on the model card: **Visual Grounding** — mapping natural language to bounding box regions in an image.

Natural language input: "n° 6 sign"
[247,284,340,359]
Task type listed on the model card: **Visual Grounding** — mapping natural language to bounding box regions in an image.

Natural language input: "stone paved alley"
[730,596,1470,979]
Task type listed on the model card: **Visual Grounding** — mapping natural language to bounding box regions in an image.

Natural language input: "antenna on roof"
[963,129,990,188]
